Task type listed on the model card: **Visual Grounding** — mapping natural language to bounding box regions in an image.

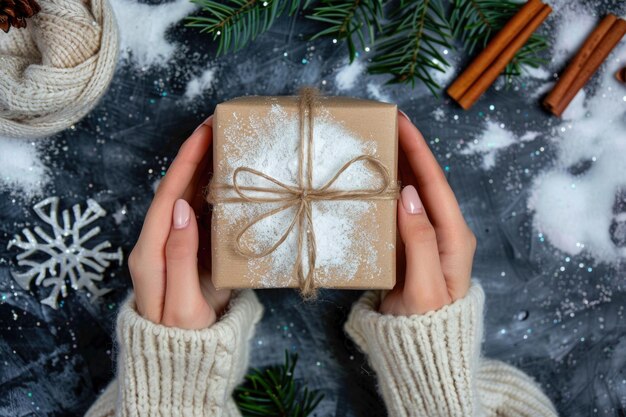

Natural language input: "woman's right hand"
[127,116,231,330]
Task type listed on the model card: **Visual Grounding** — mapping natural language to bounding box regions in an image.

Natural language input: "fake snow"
[109,0,197,68]
[184,68,217,101]
[528,43,626,262]
[215,104,383,287]
[525,1,626,261]
[367,82,391,102]
[0,137,49,199]
[461,121,539,169]
[429,61,456,87]
[548,1,597,64]
[335,61,365,91]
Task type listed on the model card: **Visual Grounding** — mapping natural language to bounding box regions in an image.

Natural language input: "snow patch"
[184,67,217,100]
[0,137,49,199]
[461,121,539,169]
[528,41,626,261]
[109,0,197,68]
[335,61,365,91]
[366,83,391,102]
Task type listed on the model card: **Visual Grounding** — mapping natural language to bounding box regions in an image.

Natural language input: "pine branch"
[186,0,305,55]
[235,351,324,417]
[368,0,452,96]
[450,0,549,82]
[308,0,384,62]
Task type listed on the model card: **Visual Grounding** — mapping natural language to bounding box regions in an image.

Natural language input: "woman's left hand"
[379,112,476,316]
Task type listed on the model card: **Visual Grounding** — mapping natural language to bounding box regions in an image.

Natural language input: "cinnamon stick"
[447,0,545,102]
[544,15,619,115]
[617,67,626,83]
[457,4,552,110]
[547,17,626,116]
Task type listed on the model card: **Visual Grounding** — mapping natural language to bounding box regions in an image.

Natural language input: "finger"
[128,247,166,323]
[398,112,467,233]
[398,185,450,314]
[398,111,474,300]
[162,199,216,329]
[182,116,214,204]
[137,117,213,257]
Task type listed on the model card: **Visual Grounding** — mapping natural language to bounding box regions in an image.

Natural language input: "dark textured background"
[1,1,626,416]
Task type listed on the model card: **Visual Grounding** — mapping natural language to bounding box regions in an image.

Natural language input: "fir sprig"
[308,0,384,62]
[235,351,324,417]
[186,0,304,55]
[187,0,549,94]
[368,0,452,95]
[450,0,549,80]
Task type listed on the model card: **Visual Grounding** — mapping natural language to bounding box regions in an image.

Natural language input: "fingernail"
[173,199,191,229]
[193,115,213,133]
[401,185,423,214]
[399,110,411,122]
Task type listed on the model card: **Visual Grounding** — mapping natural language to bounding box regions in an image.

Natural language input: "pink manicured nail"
[401,185,423,214]
[399,110,411,122]
[193,115,213,132]
[173,199,190,229]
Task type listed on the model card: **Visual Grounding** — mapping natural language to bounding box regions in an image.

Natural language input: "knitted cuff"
[477,359,558,417]
[115,289,263,417]
[344,282,485,417]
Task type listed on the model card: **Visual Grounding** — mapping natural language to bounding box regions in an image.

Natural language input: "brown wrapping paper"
[211,95,397,290]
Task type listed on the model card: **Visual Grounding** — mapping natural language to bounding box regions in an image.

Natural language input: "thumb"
[398,185,450,313]
[162,199,215,328]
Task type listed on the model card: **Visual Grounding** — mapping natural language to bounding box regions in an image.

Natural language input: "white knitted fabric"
[345,282,559,417]
[85,289,264,417]
[86,283,559,417]
[0,0,119,139]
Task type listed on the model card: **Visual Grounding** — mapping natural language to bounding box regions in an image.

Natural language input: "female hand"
[127,116,231,329]
[380,112,476,316]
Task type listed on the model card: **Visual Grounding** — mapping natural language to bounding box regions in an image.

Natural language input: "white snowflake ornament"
[7,197,123,309]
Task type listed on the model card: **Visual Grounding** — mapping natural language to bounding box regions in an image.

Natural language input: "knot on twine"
[210,88,398,298]
[0,0,119,139]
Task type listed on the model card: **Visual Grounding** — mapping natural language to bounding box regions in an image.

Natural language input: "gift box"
[209,90,398,295]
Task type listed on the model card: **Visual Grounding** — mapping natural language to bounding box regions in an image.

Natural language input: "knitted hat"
[0,0,119,139]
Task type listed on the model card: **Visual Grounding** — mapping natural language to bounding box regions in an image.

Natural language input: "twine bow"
[210,88,398,298]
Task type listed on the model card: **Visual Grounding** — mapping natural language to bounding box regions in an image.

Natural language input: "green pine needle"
[368,0,452,96]
[450,0,549,83]
[307,0,384,62]
[186,0,550,94]
[186,0,304,55]
[235,351,324,417]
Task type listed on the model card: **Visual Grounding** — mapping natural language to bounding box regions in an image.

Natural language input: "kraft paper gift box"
[209,91,398,294]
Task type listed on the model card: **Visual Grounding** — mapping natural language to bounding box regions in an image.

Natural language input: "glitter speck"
[515,310,529,321]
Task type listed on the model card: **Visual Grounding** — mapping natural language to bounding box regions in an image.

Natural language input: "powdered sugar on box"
[214,102,386,287]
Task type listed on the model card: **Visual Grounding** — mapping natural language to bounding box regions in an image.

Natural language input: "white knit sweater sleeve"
[344,283,558,417]
[85,289,264,417]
